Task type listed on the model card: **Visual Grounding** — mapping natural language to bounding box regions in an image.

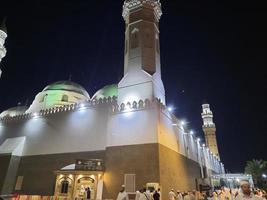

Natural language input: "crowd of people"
[117,181,267,200]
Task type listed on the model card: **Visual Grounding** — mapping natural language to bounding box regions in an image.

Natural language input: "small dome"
[0,106,28,118]
[92,84,118,100]
[43,80,90,98]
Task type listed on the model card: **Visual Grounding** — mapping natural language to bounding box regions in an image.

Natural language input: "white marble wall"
[0,100,224,173]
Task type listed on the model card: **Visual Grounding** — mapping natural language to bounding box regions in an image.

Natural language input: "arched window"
[130,28,139,49]
[62,95,68,102]
[61,180,69,194]
[39,94,47,103]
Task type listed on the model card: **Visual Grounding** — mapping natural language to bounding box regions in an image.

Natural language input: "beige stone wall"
[159,144,202,199]
[1,156,21,195]
[104,144,160,199]
[103,144,202,200]
[16,151,105,195]
[0,144,204,199]
[0,155,11,194]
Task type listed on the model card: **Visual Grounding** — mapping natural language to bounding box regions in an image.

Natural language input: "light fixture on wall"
[167,106,173,112]
[181,120,186,126]
[32,112,39,118]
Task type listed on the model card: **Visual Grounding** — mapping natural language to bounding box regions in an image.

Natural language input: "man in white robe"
[117,185,129,200]
[169,189,176,200]
[235,181,262,200]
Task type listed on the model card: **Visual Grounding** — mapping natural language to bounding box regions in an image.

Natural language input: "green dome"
[92,84,118,100]
[43,80,90,98]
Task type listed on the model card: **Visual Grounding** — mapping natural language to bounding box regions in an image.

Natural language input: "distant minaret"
[201,104,220,159]
[118,0,166,104]
[0,18,7,78]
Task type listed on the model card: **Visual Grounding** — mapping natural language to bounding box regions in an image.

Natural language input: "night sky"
[0,0,266,172]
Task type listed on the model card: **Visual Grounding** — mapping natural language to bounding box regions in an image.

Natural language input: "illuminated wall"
[107,104,158,147]
[0,99,224,174]
[0,106,108,156]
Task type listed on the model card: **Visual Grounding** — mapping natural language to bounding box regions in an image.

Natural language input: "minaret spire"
[0,17,8,78]
[118,0,166,104]
[201,103,220,159]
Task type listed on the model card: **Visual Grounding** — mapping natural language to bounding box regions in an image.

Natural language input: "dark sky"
[0,0,266,172]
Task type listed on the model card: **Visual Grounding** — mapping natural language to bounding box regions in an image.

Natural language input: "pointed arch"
[130,28,139,49]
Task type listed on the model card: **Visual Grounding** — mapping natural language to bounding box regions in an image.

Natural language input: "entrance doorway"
[74,176,95,200]
[54,170,103,200]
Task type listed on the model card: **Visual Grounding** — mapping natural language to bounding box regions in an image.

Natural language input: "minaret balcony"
[201,113,213,118]
[123,0,162,20]
[202,124,216,128]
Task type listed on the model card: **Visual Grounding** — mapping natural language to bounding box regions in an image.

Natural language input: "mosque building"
[0,1,225,199]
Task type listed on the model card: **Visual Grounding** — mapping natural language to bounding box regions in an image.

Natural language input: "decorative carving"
[120,103,126,111]
[144,99,151,108]
[0,97,159,121]
[130,28,139,49]
[132,101,138,109]
[123,0,162,20]
[138,100,144,108]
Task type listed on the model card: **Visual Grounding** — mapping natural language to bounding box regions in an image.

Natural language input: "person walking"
[184,192,191,200]
[139,188,150,200]
[169,189,177,200]
[190,191,197,200]
[136,190,141,200]
[235,181,262,200]
[117,185,129,200]
[153,189,161,200]
[145,189,152,200]
[86,187,91,200]
[176,190,184,200]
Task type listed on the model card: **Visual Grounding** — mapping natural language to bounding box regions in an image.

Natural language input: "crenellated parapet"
[111,98,160,113]
[0,97,164,122]
[122,0,162,20]
[0,96,118,122]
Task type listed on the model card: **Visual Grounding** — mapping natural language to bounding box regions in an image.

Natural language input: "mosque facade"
[0,1,224,199]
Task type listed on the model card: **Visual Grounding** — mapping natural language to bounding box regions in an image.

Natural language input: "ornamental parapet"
[111,98,160,114]
[202,124,216,129]
[0,96,118,122]
[122,0,162,20]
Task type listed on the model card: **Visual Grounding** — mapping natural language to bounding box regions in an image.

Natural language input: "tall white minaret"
[201,103,220,159]
[118,0,166,104]
[0,18,7,78]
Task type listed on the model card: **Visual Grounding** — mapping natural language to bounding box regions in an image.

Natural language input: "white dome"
[26,80,90,113]
[0,106,28,118]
